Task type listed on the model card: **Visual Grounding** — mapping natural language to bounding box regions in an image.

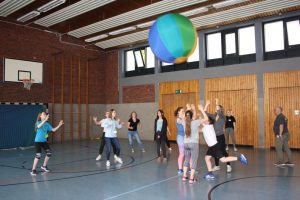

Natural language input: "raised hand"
[45,114,50,121]
[191,104,196,110]
[198,104,204,111]
[186,103,191,110]
[59,120,64,126]
[206,100,211,105]
[93,116,97,121]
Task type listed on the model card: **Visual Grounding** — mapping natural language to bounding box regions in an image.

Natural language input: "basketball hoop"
[22,79,34,90]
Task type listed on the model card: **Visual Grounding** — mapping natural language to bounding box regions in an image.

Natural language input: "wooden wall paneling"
[78,57,81,141]
[204,75,258,147]
[70,57,73,143]
[51,55,56,144]
[86,60,89,139]
[61,56,64,143]
[159,80,200,141]
[264,71,300,148]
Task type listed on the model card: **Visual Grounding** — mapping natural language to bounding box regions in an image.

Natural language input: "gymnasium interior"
[0,0,300,199]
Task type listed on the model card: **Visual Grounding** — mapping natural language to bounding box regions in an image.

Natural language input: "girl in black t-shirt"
[225,110,237,151]
[128,111,145,153]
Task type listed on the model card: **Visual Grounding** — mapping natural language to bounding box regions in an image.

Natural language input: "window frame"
[262,15,300,61]
[205,24,256,68]
[124,46,155,77]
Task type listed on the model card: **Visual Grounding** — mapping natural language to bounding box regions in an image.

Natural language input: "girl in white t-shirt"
[198,104,248,180]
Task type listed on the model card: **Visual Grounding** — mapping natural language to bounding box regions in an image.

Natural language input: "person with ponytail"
[198,104,248,180]
[154,109,168,162]
[174,106,185,174]
[182,104,201,184]
[30,112,64,176]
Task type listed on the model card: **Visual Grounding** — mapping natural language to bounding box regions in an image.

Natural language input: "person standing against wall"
[273,106,294,166]
[225,110,237,151]
[154,110,168,162]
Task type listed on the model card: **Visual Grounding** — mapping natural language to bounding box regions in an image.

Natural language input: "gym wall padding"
[0,105,45,149]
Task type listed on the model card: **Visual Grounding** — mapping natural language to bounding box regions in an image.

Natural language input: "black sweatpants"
[156,133,167,158]
[214,134,230,166]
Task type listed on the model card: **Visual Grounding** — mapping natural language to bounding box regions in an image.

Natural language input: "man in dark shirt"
[225,110,237,151]
[273,106,293,166]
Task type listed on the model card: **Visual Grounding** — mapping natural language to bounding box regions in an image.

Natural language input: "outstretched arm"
[52,120,64,132]
[93,117,102,125]
[37,114,50,128]
[198,104,208,122]
[191,104,197,120]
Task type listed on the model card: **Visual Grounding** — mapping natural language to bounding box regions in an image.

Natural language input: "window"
[206,25,256,67]
[187,39,200,62]
[263,16,300,60]
[124,46,155,77]
[238,26,256,55]
[286,20,300,46]
[225,33,236,55]
[207,33,222,60]
[264,21,284,52]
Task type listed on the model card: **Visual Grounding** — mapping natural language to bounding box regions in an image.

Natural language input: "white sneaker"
[226,146,229,151]
[131,149,134,153]
[96,154,101,161]
[114,155,117,159]
[106,161,110,167]
[142,149,146,153]
[115,156,123,164]
[227,165,232,173]
[234,147,238,152]
[212,166,221,171]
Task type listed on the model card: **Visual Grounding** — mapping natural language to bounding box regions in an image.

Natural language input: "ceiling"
[0,0,300,50]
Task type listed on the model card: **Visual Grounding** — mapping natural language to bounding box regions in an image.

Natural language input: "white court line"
[103,175,179,200]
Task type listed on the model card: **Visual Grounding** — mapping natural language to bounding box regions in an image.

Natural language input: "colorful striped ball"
[148,13,197,64]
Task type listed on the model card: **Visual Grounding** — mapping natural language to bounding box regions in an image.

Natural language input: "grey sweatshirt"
[206,110,225,136]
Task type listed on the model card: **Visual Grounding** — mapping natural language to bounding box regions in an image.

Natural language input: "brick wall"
[104,51,119,104]
[0,21,107,104]
[123,84,155,103]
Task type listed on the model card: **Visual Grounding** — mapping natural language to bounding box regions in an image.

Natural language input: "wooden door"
[206,89,255,146]
[268,87,300,148]
[161,93,197,140]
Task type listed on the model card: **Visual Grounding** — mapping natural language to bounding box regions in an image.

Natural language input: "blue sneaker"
[177,169,183,175]
[204,172,215,180]
[239,154,248,165]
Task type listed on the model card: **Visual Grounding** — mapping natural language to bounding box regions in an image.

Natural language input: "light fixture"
[37,0,66,13]
[85,34,108,42]
[181,7,209,17]
[136,21,154,29]
[108,26,136,36]
[212,0,248,9]
[17,11,40,22]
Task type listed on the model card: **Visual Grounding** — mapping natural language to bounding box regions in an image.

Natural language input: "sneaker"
[131,149,135,153]
[30,170,37,176]
[239,154,248,165]
[189,178,197,184]
[177,169,184,175]
[227,165,232,173]
[212,166,220,171]
[41,166,50,172]
[96,154,101,161]
[234,147,238,152]
[114,155,118,159]
[106,160,110,167]
[115,156,123,164]
[182,176,188,182]
[226,146,229,151]
[274,162,284,166]
[285,162,295,166]
[142,149,146,153]
[204,172,215,180]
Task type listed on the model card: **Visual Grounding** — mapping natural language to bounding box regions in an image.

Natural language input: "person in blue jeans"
[128,111,145,153]
[101,109,124,167]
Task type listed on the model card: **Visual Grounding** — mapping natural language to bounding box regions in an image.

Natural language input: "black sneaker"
[30,170,37,176]
[41,166,50,172]
[285,162,295,166]
[274,162,284,167]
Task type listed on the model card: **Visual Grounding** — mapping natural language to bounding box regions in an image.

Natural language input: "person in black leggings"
[93,111,117,161]
[154,109,168,162]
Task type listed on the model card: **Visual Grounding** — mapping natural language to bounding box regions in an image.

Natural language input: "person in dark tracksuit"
[204,99,232,173]
[154,109,168,162]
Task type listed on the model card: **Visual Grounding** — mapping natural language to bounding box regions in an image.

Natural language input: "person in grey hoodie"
[204,99,231,173]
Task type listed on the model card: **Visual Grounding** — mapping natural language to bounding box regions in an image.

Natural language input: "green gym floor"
[0,139,299,200]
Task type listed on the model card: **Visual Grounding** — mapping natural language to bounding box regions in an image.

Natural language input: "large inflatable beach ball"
[148,13,197,64]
